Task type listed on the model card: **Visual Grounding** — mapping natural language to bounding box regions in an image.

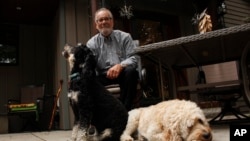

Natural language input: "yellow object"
[8,103,35,109]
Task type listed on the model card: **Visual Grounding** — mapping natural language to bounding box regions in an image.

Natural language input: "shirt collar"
[100,31,114,41]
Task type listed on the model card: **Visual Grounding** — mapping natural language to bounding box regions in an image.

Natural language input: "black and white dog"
[62,43,128,141]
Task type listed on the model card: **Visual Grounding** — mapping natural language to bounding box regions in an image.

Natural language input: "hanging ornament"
[198,8,212,33]
[119,0,133,19]
[191,8,212,33]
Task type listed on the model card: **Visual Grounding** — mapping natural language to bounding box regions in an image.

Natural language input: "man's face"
[95,10,114,36]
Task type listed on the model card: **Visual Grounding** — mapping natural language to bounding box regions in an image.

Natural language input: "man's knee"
[123,66,139,79]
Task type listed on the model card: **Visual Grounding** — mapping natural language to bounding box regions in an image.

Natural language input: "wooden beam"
[90,0,98,36]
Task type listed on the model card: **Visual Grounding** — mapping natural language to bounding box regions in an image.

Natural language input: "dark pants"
[97,66,139,110]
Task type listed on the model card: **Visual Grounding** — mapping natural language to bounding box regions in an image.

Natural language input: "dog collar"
[69,72,80,81]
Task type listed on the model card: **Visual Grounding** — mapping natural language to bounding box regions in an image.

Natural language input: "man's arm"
[107,33,138,79]
[120,33,138,68]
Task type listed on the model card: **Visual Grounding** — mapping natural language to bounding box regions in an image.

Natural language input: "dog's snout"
[203,132,212,140]
[62,51,69,58]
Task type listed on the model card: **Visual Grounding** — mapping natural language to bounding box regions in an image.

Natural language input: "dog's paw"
[79,129,88,141]
[99,128,112,140]
[120,134,134,141]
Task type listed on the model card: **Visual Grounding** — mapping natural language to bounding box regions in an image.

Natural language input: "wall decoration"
[119,0,133,19]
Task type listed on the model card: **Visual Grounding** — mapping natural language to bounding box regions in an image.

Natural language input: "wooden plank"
[177,80,241,92]
[225,0,250,27]
[226,0,250,10]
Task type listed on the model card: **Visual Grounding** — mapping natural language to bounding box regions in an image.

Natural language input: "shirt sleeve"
[120,33,138,69]
[86,37,95,53]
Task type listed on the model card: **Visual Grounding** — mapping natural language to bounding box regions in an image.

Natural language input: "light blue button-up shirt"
[86,30,138,75]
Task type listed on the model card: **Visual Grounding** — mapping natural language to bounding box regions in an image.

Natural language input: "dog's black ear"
[84,46,96,67]
[81,46,97,77]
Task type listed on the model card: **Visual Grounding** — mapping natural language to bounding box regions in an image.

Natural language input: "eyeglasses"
[96,17,112,23]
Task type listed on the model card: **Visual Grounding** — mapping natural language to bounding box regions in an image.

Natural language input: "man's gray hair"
[94,8,113,21]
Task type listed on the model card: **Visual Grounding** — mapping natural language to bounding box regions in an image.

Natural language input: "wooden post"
[90,0,98,36]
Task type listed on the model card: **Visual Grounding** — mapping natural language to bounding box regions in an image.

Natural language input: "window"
[0,24,19,65]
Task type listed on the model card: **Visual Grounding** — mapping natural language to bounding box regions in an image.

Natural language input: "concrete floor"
[1,107,248,141]
[0,124,230,141]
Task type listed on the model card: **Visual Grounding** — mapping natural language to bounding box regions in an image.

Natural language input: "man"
[86,8,139,110]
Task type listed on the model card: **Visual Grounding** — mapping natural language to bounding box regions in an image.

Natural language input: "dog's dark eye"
[198,118,204,124]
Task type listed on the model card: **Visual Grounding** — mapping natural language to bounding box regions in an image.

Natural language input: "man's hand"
[106,64,124,79]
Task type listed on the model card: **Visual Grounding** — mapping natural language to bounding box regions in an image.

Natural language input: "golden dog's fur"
[121,99,212,141]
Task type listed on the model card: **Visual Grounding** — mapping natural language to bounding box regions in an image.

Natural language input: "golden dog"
[121,99,212,141]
